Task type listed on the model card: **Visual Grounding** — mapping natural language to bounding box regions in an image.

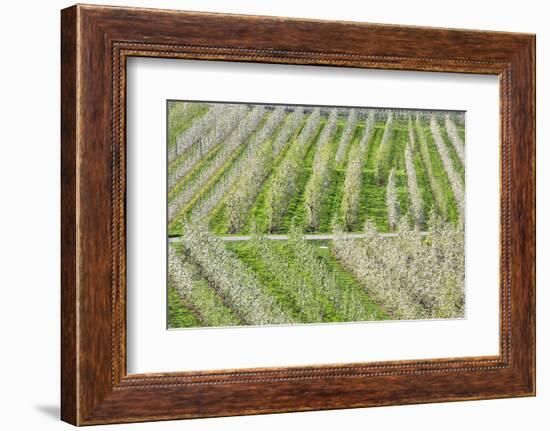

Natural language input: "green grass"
[277,122,327,232]
[167,286,202,329]
[168,113,271,235]
[226,240,305,320]
[458,128,465,142]
[236,119,323,234]
[412,141,434,227]
[360,126,390,231]
[319,126,363,231]
[207,197,229,234]
[422,126,460,224]
[225,239,389,323]
[207,113,297,234]
[390,128,410,225]
[441,125,465,183]
[170,117,464,236]
[167,110,466,329]
[167,102,209,150]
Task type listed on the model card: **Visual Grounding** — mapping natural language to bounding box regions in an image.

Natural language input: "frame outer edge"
[523,34,536,395]
[526,35,536,396]
[61,5,79,426]
[506,34,536,396]
[531,34,536,396]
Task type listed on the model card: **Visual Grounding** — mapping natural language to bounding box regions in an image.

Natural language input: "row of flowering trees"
[385,168,400,229]
[172,216,464,326]
[168,105,467,234]
[374,112,394,184]
[168,106,265,222]
[339,113,375,230]
[179,222,292,325]
[283,228,379,322]
[265,109,322,231]
[405,119,425,227]
[430,115,465,218]
[189,107,287,222]
[416,115,448,219]
[335,109,358,165]
[444,114,465,166]
[167,101,190,151]
[168,105,247,192]
[168,103,228,161]
[303,109,339,230]
[332,215,465,319]
[241,227,380,323]
[225,108,305,233]
[168,245,242,327]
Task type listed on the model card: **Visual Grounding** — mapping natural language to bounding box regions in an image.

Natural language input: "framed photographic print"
[61,4,536,425]
[165,101,465,330]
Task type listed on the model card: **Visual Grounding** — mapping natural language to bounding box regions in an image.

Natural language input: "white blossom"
[416,114,448,218]
[430,115,465,218]
[179,222,293,325]
[405,119,424,226]
[303,109,339,230]
[374,111,394,184]
[445,114,465,165]
[168,105,247,192]
[226,108,304,232]
[332,216,464,319]
[168,106,264,222]
[385,168,399,229]
[339,112,374,230]
[335,109,358,164]
[190,107,286,222]
[265,108,322,231]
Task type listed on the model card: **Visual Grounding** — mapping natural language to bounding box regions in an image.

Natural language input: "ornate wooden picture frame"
[61,4,535,425]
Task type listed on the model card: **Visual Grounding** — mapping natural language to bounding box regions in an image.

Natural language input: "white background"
[0,0,547,430]
[127,59,499,373]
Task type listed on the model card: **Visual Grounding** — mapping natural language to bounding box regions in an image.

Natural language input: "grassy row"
[169,236,389,328]
[360,126,389,231]
[240,118,306,234]
[322,127,362,230]
[237,118,323,234]
[168,112,270,234]
[441,125,466,183]
[167,102,209,151]
[412,140,435,226]
[207,111,298,234]
[419,125,461,224]
[173,115,466,235]
[167,111,465,329]
[167,287,202,328]
[168,244,243,328]
[331,126,366,230]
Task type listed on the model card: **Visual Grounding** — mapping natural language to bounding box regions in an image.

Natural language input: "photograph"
[167,101,466,328]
